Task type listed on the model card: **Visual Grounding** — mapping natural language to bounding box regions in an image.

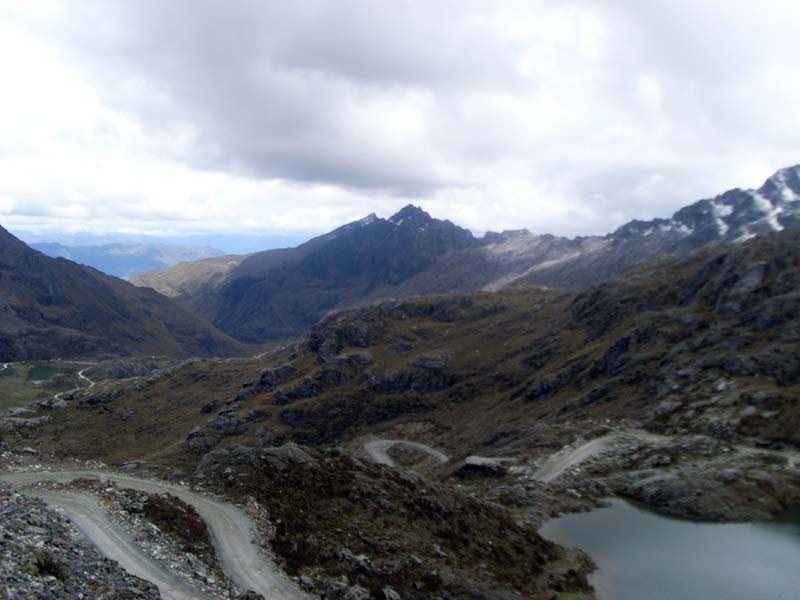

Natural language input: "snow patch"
[674,222,694,236]
[773,169,799,202]
[750,191,773,213]
[734,229,757,243]
[750,192,784,231]
[709,201,730,236]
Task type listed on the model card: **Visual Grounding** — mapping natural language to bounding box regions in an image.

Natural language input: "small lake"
[26,365,73,382]
[539,498,800,600]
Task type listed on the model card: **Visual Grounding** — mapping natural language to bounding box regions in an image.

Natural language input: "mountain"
[362,164,800,296]
[133,165,800,344]
[136,205,475,343]
[508,163,800,288]
[8,226,800,598]
[0,226,249,360]
[31,242,224,279]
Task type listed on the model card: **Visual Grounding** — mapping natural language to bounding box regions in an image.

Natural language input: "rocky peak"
[758,164,800,204]
[388,204,434,228]
[611,164,800,249]
[481,229,533,244]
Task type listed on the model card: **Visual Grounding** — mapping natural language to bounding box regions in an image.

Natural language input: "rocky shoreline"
[466,428,800,526]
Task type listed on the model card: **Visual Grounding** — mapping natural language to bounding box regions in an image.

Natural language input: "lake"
[26,365,73,382]
[539,498,800,600]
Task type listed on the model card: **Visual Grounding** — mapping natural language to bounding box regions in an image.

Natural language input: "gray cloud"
[0,0,799,238]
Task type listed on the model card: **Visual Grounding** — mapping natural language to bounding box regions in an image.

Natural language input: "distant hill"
[0,226,250,360]
[31,242,224,279]
[132,164,800,344]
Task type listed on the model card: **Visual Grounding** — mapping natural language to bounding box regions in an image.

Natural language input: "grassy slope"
[9,229,800,600]
[17,228,800,467]
[0,362,84,409]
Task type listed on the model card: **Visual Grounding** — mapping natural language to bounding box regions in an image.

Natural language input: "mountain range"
[134,164,800,343]
[2,165,799,600]
[31,242,224,279]
[0,227,247,360]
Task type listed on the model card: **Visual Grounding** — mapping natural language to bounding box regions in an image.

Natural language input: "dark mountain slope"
[186,205,475,343]
[0,226,249,359]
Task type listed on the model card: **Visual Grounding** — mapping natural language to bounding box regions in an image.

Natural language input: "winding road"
[32,490,210,600]
[1,470,310,600]
[364,439,450,467]
[53,366,96,401]
[533,431,670,483]
[532,429,800,483]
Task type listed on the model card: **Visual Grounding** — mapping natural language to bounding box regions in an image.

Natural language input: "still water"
[539,498,800,600]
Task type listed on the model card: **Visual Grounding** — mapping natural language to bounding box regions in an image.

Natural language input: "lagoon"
[539,498,800,600]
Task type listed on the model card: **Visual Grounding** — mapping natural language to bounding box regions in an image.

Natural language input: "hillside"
[133,165,800,344]
[21,226,800,511]
[8,226,800,598]
[0,226,250,360]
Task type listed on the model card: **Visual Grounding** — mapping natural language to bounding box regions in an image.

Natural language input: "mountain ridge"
[132,165,800,343]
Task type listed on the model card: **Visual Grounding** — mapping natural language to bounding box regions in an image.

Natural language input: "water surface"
[540,498,800,600]
[26,365,72,382]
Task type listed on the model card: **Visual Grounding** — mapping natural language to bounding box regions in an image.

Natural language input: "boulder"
[259,364,296,390]
[9,408,36,417]
[262,443,317,468]
[451,456,510,479]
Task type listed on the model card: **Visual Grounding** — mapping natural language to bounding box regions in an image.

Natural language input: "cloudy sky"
[1,0,799,246]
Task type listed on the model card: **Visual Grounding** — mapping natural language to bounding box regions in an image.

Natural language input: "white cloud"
[0,0,798,241]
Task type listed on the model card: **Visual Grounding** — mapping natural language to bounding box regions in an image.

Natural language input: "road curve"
[2,470,310,600]
[533,435,617,483]
[77,368,95,388]
[533,431,671,483]
[31,490,210,600]
[364,439,450,467]
[54,367,96,401]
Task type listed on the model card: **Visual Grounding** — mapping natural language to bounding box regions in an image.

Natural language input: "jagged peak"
[758,164,800,204]
[356,213,379,226]
[388,204,433,226]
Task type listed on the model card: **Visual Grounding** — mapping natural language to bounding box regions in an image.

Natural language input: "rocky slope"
[4,227,800,598]
[195,443,593,599]
[14,227,800,519]
[0,478,160,599]
[0,226,250,360]
[134,165,800,344]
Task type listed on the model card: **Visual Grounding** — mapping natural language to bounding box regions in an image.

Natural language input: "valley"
[2,3,798,597]
[2,220,799,598]
[1,170,799,599]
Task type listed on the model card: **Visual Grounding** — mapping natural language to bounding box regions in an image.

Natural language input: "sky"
[1,0,799,248]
